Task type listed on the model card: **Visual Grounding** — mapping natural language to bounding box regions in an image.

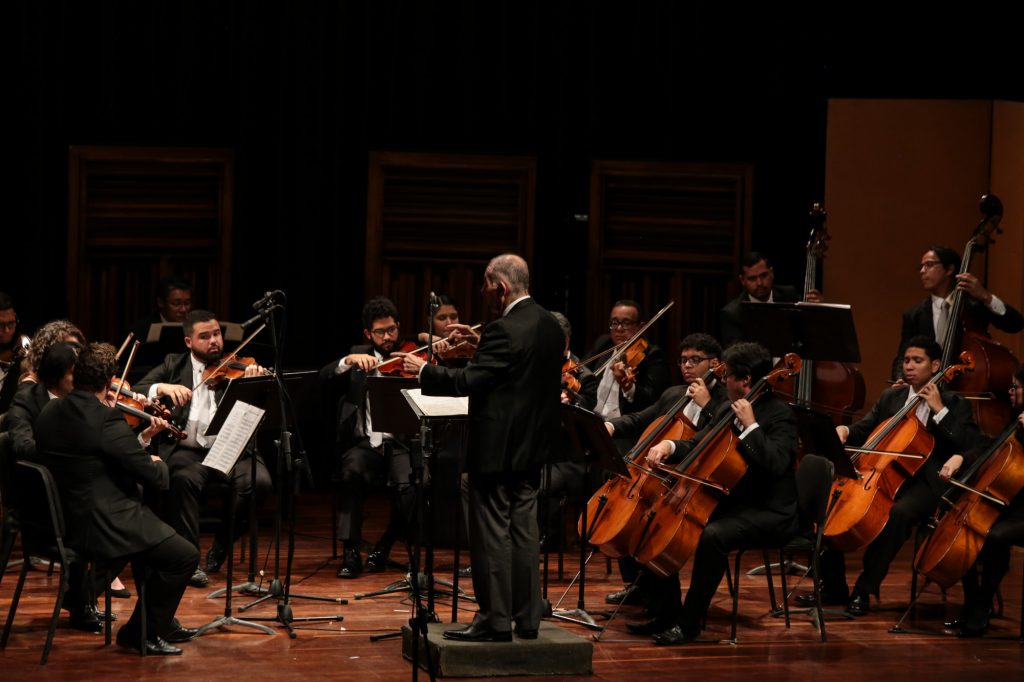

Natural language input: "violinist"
[602,333,730,624]
[0,291,29,412]
[719,252,822,348]
[821,336,980,616]
[586,300,670,422]
[19,318,86,386]
[318,296,416,579]
[893,246,1023,379]
[947,363,1024,637]
[642,342,799,645]
[3,341,81,462]
[134,309,273,589]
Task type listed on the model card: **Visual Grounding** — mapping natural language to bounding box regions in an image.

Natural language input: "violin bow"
[376,323,483,371]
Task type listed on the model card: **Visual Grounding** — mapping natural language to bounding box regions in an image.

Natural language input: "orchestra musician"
[399,254,564,642]
[718,251,823,348]
[946,363,1024,637]
[641,341,799,644]
[822,336,980,616]
[0,292,29,412]
[604,333,731,631]
[128,275,194,337]
[416,294,480,350]
[319,296,418,579]
[18,319,86,387]
[893,246,1024,379]
[34,342,199,655]
[134,309,273,588]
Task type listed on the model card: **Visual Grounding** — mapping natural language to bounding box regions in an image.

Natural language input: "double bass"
[630,355,801,578]
[938,195,1019,436]
[579,366,720,558]
[775,203,866,424]
[914,415,1024,589]
[823,354,975,552]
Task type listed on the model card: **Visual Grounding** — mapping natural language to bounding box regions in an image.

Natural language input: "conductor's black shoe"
[442,622,512,642]
[652,624,697,646]
[116,629,183,656]
[205,542,228,574]
[366,548,389,573]
[336,550,362,579]
[605,585,644,605]
[626,616,673,636]
[188,568,209,588]
[845,591,869,617]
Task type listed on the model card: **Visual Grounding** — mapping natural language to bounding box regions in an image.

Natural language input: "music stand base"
[747,560,808,577]
[194,614,278,638]
[551,608,608,631]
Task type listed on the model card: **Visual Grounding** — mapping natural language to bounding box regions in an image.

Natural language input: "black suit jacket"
[3,381,50,461]
[669,392,798,518]
[318,343,375,451]
[893,297,1024,379]
[846,385,980,495]
[609,380,729,441]
[584,334,671,417]
[35,390,175,558]
[719,285,800,348]
[420,298,565,475]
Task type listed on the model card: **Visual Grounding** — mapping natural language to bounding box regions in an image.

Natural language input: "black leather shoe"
[794,589,848,607]
[68,608,103,633]
[366,548,389,573]
[336,550,363,579]
[442,622,512,642]
[605,585,644,605]
[164,626,200,643]
[626,616,672,636]
[846,591,869,617]
[652,624,697,646]
[108,587,131,599]
[205,542,228,574]
[458,566,472,578]
[116,627,183,655]
[188,567,209,588]
[66,603,117,622]
[515,628,539,640]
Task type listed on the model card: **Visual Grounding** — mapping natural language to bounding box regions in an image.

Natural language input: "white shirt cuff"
[987,294,1007,316]
[932,406,949,423]
[738,422,760,439]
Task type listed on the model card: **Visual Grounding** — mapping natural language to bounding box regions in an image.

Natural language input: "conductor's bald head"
[486,254,530,298]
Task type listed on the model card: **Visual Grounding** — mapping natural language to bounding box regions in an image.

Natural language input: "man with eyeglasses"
[719,252,822,348]
[585,300,670,426]
[893,245,1023,380]
[318,296,417,579]
[602,333,731,615]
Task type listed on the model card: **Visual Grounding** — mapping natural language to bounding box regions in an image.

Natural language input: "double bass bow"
[822,354,975,552]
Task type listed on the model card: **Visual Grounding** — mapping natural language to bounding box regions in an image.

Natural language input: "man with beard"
[135,309,273,588]
[320,296,417,579]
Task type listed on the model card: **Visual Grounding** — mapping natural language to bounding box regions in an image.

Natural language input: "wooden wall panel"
[67,146,233,343]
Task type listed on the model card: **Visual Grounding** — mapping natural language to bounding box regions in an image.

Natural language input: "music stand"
[553,403,629,631]
[739,301,862,363]
[203,372,345,631]
[790,403,859,480]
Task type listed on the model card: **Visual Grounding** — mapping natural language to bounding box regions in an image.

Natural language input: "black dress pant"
[119,534,199,640]
[335,438,414,550]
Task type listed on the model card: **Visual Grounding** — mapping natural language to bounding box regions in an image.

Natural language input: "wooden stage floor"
[2,494,1021,680]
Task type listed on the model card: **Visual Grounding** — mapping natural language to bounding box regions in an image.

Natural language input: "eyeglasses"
[0,320,17,331]
[370,325,399,339]
[608,320,639,330]
[919,260,943,270]
[679,355,710,367]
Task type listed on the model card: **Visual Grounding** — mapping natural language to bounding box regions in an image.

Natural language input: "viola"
[580,365,722,559]
[822,354,975,552]
[914,417,1024,589]
[629,355,801,577]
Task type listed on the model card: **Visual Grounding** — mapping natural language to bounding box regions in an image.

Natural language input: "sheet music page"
[402,388,469,417]
[201,400,266,474]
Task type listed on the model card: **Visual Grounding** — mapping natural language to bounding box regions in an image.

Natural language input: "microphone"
[252,290,285,311]
[240,304,282,329]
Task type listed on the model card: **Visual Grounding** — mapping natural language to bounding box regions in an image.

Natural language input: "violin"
[822,354,975,552]
[620,337,649,385]
[201,356,269,386]
[110,341,185,440]
[377,340,431,377]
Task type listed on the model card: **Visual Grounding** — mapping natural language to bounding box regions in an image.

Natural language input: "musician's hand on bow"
[141,416,170,441]
[939,454,964,481]
[155,383,192,407]
[396,351,426,375]
[646,441,673,467]
[731,399,756,429]
[918,383,945,414]
[345,354,379,372]
[689,378,711,408]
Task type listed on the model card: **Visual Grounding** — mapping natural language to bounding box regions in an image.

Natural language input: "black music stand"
[739,301,862,363]
[553,403,629,632]
[790,404,859,481]
[202,372,345,632]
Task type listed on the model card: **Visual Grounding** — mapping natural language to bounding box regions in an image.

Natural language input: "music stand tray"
[206,371,319,436]
[366,376,422,436]
[739,301,862,363]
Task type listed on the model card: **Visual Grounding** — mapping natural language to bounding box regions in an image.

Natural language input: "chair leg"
[0,529,17,589]
[762,550,779,615]
[776,550,791,629]
[104,568,113,646]
[810,551,827,642]
[730,550,743,643]
[41,566,69,665]
[2,560,30,649]
[330,486,339,560]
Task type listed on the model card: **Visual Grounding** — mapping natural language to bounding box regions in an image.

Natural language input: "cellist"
[641,342,799,645]
[811,336,980,615]
[946,363,1024,637]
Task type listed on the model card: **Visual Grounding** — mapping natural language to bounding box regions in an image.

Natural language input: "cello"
[913,415,1024,589]
[630,355,801,578]
[939,194,1019,436]
[822,354,975,552]
[775,203,866,424]
[579,366,721,558]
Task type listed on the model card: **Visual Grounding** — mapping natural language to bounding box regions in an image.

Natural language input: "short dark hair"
[38,341,81,388]
[679,333,722,359]
[902,335,942,363]
[0,291,13,311]
[926,245,961,274]
[611,300,641,318]
[741,251,772,269]
[183,309,217,335]
[435,294,456,308]
[550,311,572,339]
[362,297,399,330]
[73,342,117,393]
[156,275,191,301]
[722,342,772,383]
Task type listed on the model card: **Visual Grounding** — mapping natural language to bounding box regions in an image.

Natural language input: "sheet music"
[401,388,469,417]
[201,400,265,474]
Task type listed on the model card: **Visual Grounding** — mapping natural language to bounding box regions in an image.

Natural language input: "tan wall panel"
[987,100,1024,361]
